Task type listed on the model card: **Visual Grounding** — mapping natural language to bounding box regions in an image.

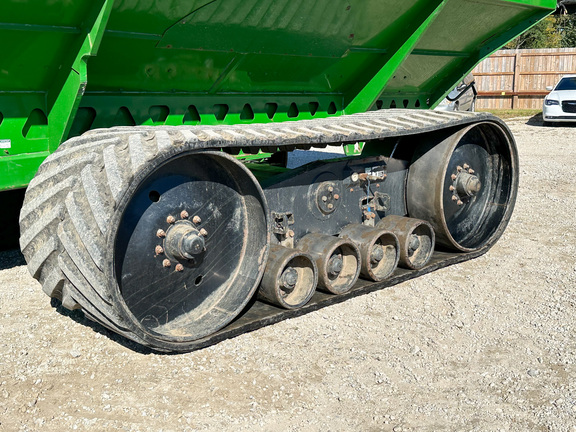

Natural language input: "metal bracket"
[272,212,294,235]
[345,0,448,113]
[47,0,115,151]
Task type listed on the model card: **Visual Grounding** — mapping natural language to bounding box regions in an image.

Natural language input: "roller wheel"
[20,130,269,351]
[407,121,518,251]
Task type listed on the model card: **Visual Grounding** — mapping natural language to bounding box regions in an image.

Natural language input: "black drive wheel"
[406,121,518,252]
[20,130,269,351]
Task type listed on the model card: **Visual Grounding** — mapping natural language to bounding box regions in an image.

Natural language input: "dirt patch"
[1,119,575,432]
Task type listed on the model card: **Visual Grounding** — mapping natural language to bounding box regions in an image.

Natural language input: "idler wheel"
[407,121,518,251]
[113,151,269,349]
[296,234,360,295]
[376,215,435,270]
[258,245,317,309]
[339,224,400,282]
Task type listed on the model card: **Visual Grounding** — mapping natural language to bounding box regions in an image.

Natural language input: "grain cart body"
[4,0,555,351]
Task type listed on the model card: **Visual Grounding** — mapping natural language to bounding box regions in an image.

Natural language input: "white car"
[543,75,576,124]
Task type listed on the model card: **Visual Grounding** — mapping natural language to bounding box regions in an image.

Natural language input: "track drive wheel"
[20,133,269,352]
[407,121,518,251]
[113,151,269,347]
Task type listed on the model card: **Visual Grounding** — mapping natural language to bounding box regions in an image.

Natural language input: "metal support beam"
[344,0,448,114]
[47,0,115,152]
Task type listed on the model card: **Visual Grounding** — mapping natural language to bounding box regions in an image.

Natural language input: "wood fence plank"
[472,48,576,109]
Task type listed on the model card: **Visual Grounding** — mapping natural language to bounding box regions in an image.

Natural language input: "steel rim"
[112,151,269,343]
[407,122,517,251]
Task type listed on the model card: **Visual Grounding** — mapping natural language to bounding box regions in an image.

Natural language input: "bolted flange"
[163,220,206,262]
[315,181,341,215]
[450,163,481,205]
[455,172,482,197]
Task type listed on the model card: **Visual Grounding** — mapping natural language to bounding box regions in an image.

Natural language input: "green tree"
[505,16,562,49]
[558,13,576,47]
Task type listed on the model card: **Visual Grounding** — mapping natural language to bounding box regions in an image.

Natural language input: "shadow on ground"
[0,249,25,271]
[50,298,167,355]
[0,189,25,252]
[526,112,575,127]
[526,112,544,126]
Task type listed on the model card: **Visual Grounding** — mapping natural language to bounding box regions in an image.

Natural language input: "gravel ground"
[1,118,575,432]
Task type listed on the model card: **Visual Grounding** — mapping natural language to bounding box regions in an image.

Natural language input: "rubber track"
[19,110,503,351]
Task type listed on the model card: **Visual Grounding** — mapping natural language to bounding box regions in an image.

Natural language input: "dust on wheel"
[110,151,269,348]
[407,122,518,252]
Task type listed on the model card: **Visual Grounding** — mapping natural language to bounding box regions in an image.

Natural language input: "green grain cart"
[2,0,555,351]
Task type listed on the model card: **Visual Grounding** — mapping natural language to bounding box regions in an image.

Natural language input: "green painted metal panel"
[0,0,557,191]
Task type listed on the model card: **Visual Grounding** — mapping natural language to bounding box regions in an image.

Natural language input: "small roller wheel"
[376,216,435,270]
[407,121,518,251]
[339,224,399,282]
[258,245,317,309]
[296,234,360,295]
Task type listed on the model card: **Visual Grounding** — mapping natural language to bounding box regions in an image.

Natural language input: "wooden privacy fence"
[472,48,576,110]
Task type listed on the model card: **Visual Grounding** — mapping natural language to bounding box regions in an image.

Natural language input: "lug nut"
[457,200,464,206]
[162,259,171,268]
[469,169,475,174]
[334,194,340,200]
[322,196,328,202]
[180,210,189,219]
[167,215,176,224]
[328,186,334,193]
[157,229,166,238]
[288,230,295,238]
[199,228,208,237]
[449,185,455,192]
[175,264,184,272]
[463,163,470,169]
[452,195,458,201]
[155,245,164,255]
[457,165,462,172]
[327,203,334,210]
[451,174,457,181]
[193,216,201,224]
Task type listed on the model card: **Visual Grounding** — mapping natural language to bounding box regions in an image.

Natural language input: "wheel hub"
[327,253,343,278]
[370,244,384,264]
[280,267,298,293]
[450,164,481,206]
[164,220,206,261]
[408,234,420,256]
